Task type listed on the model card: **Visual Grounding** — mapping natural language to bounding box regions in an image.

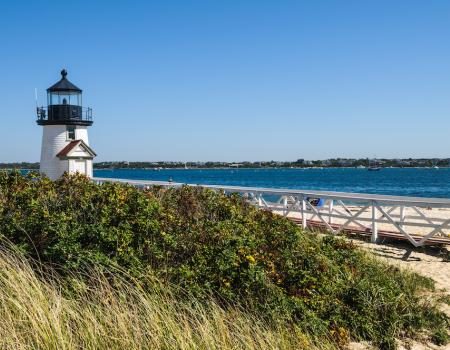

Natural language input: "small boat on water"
[368,158,381,171]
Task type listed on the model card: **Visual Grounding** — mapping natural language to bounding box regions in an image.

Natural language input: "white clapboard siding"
[40,125,90,180]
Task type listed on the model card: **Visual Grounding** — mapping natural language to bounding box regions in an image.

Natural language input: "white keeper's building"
[37,70,96,180]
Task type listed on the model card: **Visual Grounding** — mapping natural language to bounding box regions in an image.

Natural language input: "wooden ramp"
[288,217,450,246]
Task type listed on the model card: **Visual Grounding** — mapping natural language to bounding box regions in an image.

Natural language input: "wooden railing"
[93,177,450,247]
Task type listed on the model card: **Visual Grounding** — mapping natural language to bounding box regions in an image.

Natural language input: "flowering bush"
[0,171,447,349]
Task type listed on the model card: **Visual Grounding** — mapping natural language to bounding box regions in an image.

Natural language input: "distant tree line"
[2,158,449,170]
[0,162,39,170]
[93,158,450,169]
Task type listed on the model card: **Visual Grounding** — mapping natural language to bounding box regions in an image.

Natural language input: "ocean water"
[94,168,450,199]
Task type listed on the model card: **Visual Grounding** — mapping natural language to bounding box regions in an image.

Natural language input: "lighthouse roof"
[56,140,96,158]
[47,69,82,93]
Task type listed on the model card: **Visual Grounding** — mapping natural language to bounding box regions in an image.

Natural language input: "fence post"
[283,196,288,216]
[301,196,307,229]
[399,206,405,229]
[329,199,333,224]
[371,201,378,243]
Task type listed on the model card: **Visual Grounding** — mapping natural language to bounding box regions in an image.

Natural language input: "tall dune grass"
[0,246,331,350]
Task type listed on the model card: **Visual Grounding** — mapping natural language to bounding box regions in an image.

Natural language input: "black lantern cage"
[36,70,93,126]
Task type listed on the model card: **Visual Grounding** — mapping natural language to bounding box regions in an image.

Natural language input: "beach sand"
[335,234,449,350]
[345,240,449,350]
[272,208,450,349]
[351,240,449,296]
[275,205,450,239]
[272,205,450,293]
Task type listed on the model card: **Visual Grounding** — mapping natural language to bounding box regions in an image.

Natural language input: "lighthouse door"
[74,160,87,175]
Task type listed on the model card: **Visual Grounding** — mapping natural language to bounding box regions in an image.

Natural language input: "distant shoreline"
[3,166,450,171]
[93,166,450,170]
[2,158,450,170]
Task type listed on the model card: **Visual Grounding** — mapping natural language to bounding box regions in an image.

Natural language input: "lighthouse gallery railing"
[36,106,93,122]
[93,177,450,247]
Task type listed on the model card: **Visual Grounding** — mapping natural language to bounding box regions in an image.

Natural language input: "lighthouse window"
[50,93,60,105]
[70,93,81,106]
[59,94,71,104]
[67,126,76,140]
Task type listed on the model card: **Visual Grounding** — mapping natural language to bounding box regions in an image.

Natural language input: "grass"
[0,245,333,350]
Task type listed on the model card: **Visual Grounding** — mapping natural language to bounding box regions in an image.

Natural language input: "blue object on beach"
[316,198,325,207]
[305,197,325,207]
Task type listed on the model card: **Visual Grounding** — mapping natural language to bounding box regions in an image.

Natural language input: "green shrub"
[0,171,448,349]
[431,328,450,346]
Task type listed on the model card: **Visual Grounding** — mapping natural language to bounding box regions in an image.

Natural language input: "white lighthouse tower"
[37,69,96,180]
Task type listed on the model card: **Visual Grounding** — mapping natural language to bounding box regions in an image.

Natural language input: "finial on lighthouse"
[61,69,68,79]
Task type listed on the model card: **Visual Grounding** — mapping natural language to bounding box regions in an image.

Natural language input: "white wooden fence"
[93,177,450,247]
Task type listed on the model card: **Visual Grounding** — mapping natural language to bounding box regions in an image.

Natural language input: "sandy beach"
[275,205,450,240]
[273,204,450,296]
[348,238,449,350]
[272,206,450,349]
[273,204,450,295]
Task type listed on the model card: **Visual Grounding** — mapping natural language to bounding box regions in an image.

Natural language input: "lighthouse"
[36,70,96,180]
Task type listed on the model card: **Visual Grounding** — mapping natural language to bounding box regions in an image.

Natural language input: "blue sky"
[1,0,450,162]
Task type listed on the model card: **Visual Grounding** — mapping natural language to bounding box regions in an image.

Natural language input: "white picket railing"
[93,177,450,247]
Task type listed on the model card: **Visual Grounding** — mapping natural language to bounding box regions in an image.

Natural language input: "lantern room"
[37,69,92,126]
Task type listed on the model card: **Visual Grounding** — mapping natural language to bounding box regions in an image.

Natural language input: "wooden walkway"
[288,217,450,245]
